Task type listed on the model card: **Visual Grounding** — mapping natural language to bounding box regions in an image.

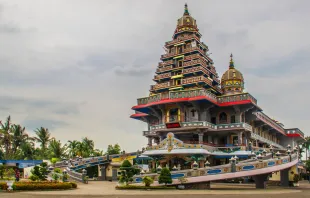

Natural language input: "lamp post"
[172,165,178,171]
[257,154,263,162]
[287,149,292,162]
[62,169,68,182]
[276,151,281,159]
[248,141,252,151]
[234,156,239,164]
[269,145,274,158]
[287,144,291,150]
[192,161,198,170]
[157,165,162,173]
[229,157,236,172]
[262,149,267,157]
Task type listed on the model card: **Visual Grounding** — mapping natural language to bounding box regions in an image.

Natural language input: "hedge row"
[0,181,77,191]
[115,185,176,190]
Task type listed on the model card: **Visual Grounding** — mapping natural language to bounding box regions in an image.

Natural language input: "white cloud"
[0,0,309,152]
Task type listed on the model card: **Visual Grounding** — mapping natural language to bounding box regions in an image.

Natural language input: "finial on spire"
[184,3,189,15]
[229,53,235,69]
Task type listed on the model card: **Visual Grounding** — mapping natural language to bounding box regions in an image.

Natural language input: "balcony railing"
[182,76,213,87]
[253,112,285,135]
[285,128,304,138]
[165,34,200,46]
[150,82,170,91]
[216,123,252,131]
[156,65,173,73]
[161,47,206,60]
[154,72,171,81]
[217,93,257,105]
[169,89,217,103]
[183,66,210,76]
[250,132,284,149]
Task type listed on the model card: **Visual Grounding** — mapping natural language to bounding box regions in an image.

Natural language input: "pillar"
[280,168,290,187]
[208,136,212,144]
[226,135,230,145]
[99,165,107,181]
[198,132,204,144]
[253,174,269,189]
[148,137,152,146]
[238,132,243,145]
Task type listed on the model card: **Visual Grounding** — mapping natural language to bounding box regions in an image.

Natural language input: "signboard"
[166,122,181,129]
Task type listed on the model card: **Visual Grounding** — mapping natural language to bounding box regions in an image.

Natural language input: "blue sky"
[0,0,309,152]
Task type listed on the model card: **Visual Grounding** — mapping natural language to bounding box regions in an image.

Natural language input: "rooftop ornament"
[257,154,263,161]
[157,165,162,173]
[287,149,291,155]
[276,151,281,159]
[140,169,145,175]
[287,144,291,150]
[262,149,267,156]
[204,160,210,167]
[229,157,236,164]
[172,165,178,171]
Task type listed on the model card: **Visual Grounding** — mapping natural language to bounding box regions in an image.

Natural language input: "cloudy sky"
[0,0,309,152]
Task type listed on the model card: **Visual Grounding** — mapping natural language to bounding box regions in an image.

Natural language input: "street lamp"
[262,149,267,156]
[257,154,263,161]
[276,151,281,159]
[192,161,199,170]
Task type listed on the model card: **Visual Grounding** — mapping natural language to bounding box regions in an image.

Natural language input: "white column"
[198,132,204,144]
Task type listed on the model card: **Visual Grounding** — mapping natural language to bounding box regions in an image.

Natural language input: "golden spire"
[184,3,190,15]
[229,53,234,69]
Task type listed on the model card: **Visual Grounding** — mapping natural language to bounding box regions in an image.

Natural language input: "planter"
[6,180,14,191]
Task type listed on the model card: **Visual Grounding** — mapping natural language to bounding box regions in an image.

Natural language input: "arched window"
[230,115,236,123]
[219,112,228,124]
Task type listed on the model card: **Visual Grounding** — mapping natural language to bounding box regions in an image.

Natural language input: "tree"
[0,116,13,159]
[49,138,67,159]
[67,140,79,158]
[306,160,310,171]
[142,176,154,187]
[30,162,48,181]
[34,127,51,159]
[302,137,310,160]
[158,167,172,185]
[106,144,121,155]
[119,160,139,185]
[81,137,94,157]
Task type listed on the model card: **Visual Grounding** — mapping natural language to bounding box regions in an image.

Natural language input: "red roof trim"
[132,97,254,110]
[286,134,301,137]
[130,113,149,118]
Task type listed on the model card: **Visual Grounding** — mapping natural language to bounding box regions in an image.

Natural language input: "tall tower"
[152,4,222,96]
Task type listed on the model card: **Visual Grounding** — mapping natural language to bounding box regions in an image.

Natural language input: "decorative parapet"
[253,112,285,135]
[285,128,304,138]
[137,94,161,105]
[143,131,157,136]
[183,66,210,76]
[218,93,257,105]
[133,153,297,183]
[150,82,171,91]
[216,123,252,131]
[165,34,200,46]
[150,124,166,131]
[181,76,213,86]
[161,47,206,60]
[250,132,284,149]
[181,121,216,129]
[156,65,173,73]
[169,89,217,103]
[154,72,171,80]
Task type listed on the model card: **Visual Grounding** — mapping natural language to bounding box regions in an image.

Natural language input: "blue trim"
[207,169,222,175]
[268,161,276,167]
[135,177,142,183]
[213,155,249,159]
[242,165,255,171]
[171,173,185,179]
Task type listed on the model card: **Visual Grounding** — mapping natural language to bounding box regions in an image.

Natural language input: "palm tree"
[67,140,80,158]
[11,124,29,154]
[302,136,310,160]
[82,137,94,157]
[0,116,13,159]
[34,127,51,159]
[48,138,67,159]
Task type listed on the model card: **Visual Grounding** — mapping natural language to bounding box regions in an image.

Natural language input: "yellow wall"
[270,165,297,181]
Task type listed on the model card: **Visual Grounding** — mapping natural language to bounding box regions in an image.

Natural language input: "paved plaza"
[1,181,310,198]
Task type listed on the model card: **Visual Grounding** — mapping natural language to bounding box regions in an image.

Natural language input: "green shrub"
[115,185,175,190]
[52,173,60,181]
[69,182,77,188]
[142,176,154,187]
[0,182,7,190]
[158,167,172,185]
[54,168,61,173]
[13,182,73,190]
[29,175,39,181]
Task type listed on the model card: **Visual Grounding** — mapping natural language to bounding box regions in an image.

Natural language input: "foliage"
[13,181,73,190]
[69,182,77,188]
[0,165,4,179]
[142,176,154,187]
[115,185,176,190]
[303,137,310,160]
[119,160,140,185]
[2,167,15,180]
[293,174,299,183]
[158,167,172,185]
[178,176,188,184]
[106,144,121,155]
[54,168,61,173]
[52,172,60,181]
[30,162,48,181]
[0,115,105,161]
[305,160,310,171]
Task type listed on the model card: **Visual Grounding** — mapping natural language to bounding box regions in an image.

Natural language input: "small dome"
[176,4,198,33]
[221,54,245,95]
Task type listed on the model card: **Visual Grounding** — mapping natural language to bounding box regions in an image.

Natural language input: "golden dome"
[221,54,245,95]
[176,4,198,33]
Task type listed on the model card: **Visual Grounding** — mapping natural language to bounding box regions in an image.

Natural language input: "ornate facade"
[130,4,305,169]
